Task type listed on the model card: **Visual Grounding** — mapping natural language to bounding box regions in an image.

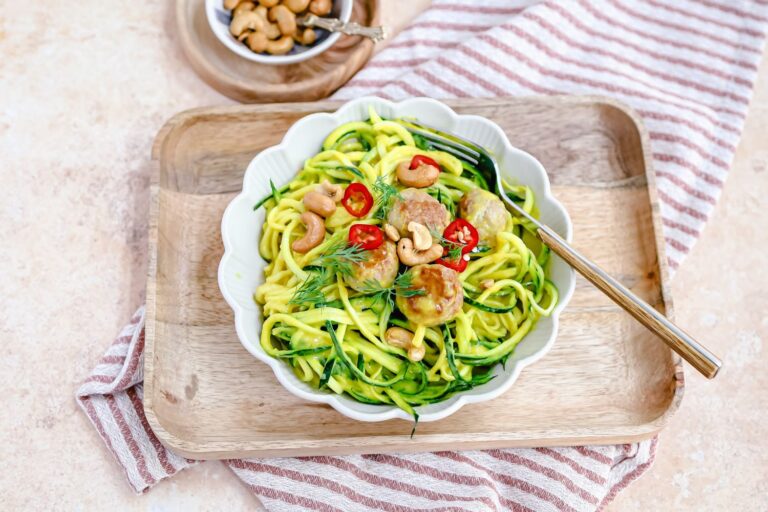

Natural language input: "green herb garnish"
[359,271,425,310]
[314,240,366,277]
[373,176,402,220]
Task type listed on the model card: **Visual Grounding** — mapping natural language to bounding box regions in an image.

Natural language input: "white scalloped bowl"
[219,97,575,422]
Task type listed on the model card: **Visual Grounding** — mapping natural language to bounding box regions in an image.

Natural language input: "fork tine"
[422,140,479,165]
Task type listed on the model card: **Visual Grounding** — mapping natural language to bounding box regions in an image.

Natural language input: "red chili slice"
[442,219,479,254]
[410,155,441,170]
[341,182,374,218]
[348,224,384,250]
[436,253,469,272]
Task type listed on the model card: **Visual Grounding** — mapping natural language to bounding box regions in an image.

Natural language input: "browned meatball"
[346,240,399,292]
[396,264,463,327]
[387,188,450,237]
[459,189,509,247]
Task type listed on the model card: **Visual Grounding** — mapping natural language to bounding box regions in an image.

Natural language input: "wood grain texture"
[144,97,684,459]
[176,0,378,103]
[537,228,721,378]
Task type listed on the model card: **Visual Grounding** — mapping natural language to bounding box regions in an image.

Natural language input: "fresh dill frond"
[289,268,330,307]
[358,271,425,310]
[373,176,402,220]
[314,240,366,277]
[394,270,425,298]
[430,228,463,260]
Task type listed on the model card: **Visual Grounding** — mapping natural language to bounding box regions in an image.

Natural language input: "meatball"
[387,188,450,237]
[458,189,509,247]
[396,264,464,327]
[346,240,399,292]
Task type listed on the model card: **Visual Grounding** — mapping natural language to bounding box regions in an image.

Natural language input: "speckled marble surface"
[0,1,765,510]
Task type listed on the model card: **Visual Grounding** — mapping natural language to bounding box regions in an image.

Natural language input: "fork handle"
[537,227,722,379]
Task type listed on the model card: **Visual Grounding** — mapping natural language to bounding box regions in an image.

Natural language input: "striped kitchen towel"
[77,0,767,510]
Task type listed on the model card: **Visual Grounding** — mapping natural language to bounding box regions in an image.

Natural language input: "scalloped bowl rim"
[219,97,575,422]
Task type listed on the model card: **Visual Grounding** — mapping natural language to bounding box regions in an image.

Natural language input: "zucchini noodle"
[253,108,558,420]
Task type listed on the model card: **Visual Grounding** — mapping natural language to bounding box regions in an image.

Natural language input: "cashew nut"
[259,0,279,6]
[224,0,240,9]
[308,0,332,16]
[269,5,297,36]
[396,159,440,188]
[481,279,495,290]
[318,180,343,202]
[237,30,251,42]
[246,31,268,52]
[407,222,432,251]
[230,10,264,37]
[303,190,336,217]
[233,1,255,15]
[266,35,294,55]
[383,223,400,242]
[408,345,426,362]
[385,327,425,362]
[294,27,317,46]
[292,211,325,253]
[254,6,281,39]
[284,0,311,13]
[397,238,443,266]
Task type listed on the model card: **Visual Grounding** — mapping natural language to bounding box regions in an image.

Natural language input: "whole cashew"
[383,223,400,242]
[309,0,332,16]
[396,160,440,188]
[318,180,343,202]
[224,0,240,10]
[233,1,255,15]
[385,327,425,362]
[269,5,297,36]
[266,35,294,55]
[284,0,311,13]
[397,238,443,266]
[407,222,432,251]
[230,10,264,37]
[294,28,317,46]
[292,211,325,254]
[254,6,281,39]
[385,326,412,349]
[246,31,268,52]
[259,0,279,6]
[303,190,336,217]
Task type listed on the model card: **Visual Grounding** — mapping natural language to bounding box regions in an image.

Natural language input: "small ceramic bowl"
[205,0,353,65]
[219,97,575,422]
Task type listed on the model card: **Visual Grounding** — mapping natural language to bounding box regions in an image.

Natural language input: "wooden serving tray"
[144,97,683,459]
[177,0,379,103]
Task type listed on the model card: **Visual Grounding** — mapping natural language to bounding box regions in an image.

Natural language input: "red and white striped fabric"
[334,0,768,271]
[78,1,767,510]
[77,307,658,510]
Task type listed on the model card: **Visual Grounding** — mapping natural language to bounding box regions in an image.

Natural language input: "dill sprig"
[314,240,366,277]
[289,268,330,307]
[373,176,402,220]
[359,271,425,309]
[430,228,463,261]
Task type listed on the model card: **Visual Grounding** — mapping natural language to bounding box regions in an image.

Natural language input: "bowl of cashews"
[205,0,353,65]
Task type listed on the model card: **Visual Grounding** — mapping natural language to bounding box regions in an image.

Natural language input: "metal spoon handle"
[299,14,387,43]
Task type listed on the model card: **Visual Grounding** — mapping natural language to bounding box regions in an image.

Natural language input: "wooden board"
[176,0,379,103]
[144,97,684,459]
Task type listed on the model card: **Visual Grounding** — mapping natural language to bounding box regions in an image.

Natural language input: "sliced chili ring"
[442,218,479,254]
[410,155,441,170]
[348,224,384,250]
[341,182,374,218]
[436,253,469,272]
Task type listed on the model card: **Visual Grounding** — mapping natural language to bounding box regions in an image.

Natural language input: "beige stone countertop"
[1,1,766,510]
